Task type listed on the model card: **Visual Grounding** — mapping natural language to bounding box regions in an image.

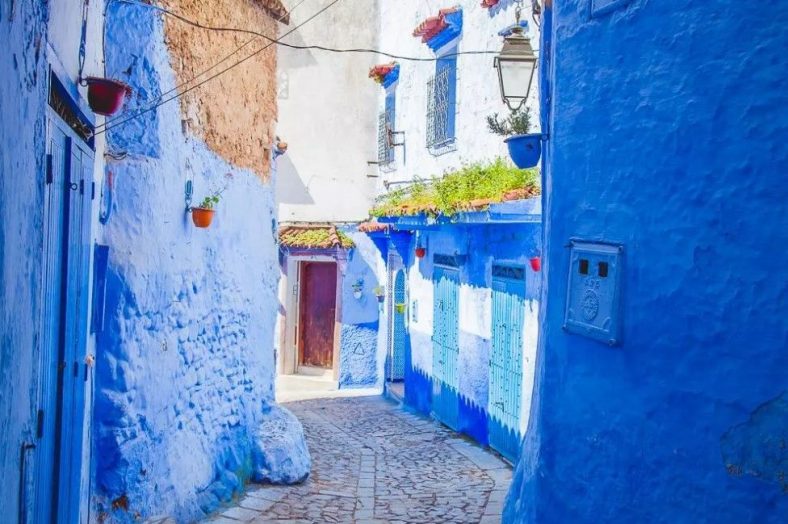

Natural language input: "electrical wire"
[95,0,307,131]
[94,0,342,136]
[112,0,498,62]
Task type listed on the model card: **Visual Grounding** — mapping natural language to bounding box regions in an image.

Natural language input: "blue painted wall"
[92,4,284,522]
[0,1,50,519]
[506,1,788,522]
[399,220,541,452]
[338,229,385,388]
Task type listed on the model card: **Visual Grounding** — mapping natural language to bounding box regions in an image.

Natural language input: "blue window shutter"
[435,53,457,142]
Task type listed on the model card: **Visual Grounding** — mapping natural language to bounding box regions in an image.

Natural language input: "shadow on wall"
[275,154,314,205]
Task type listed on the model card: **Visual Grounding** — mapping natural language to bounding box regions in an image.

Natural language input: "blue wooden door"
[432,266,459,430]
[34,107,94,524]
[488,265,527,462]
[389,270,406,380]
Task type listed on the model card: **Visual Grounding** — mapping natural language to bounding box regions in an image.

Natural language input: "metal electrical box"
[564,240,623,345]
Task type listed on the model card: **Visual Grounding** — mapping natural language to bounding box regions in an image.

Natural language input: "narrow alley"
[205,396,511,524]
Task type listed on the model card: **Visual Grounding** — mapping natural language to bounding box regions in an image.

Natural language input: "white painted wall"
[376,0,540,189]
[276,0,380,223]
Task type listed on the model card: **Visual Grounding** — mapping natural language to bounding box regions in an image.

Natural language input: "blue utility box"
[564,240,623,345]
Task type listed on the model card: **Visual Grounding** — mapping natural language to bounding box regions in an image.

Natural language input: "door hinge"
[91,181,96,200]
[45,154,53,185]
[79,179,85,194]
[36,410,44,439]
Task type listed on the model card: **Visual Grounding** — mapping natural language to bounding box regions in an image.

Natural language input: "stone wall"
[505,1,788,522]
[93,1,287,521]
[162,0,279,178]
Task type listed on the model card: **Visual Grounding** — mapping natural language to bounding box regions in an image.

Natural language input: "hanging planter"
[85,77,131,116]
[191,208,215,228]
[529,256,541,272]
[395,303,407,314]
[351,279,364,300]
[373,286,385,303]
[369,62,400,88]
[504,133,542,169]
[415,247,426,259]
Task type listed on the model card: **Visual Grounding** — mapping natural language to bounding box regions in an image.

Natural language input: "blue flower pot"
[504,133,542,168]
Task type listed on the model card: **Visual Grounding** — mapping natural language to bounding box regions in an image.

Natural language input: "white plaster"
[459,283,492,339]
[276,0,380,223]
[376,0,540,191]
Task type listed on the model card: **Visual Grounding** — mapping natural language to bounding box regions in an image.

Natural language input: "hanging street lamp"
[493,3,537,111]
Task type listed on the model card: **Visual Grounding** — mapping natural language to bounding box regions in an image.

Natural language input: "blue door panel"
[432,267,459,430]
[34,122,70,524]
[35,110,94,523]
[390,270,406,380]
[489,269,526,462]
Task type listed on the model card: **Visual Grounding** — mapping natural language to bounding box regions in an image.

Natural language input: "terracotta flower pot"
[85,77,131,116]
[191,208,215,228]
[529,256,541,272]
[415,247,426,258]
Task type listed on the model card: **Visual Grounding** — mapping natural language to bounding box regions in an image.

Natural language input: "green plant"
[196,173,234,210]
[486,107,532,136]
[197,194,221,209]
[370,158,539,218]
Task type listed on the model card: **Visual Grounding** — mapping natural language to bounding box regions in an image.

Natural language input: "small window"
[426,48,457,152]
[598,261,609,277]
[378,91,396,166]
[579,259,589,275]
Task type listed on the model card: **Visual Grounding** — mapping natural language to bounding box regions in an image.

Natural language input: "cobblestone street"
[206,395,512,523]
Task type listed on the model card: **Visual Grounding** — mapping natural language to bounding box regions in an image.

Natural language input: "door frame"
[33,70,96,524]
[386,251,405,382]
[281,253,342,381]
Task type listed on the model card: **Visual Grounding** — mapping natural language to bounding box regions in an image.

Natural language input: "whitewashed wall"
[376,0,540,189]
[276,0,380,223]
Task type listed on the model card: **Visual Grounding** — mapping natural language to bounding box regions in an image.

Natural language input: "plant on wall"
[486,106,532,136]
[352,279,364,299]
[370,158,540,218]
[191,174,233,228]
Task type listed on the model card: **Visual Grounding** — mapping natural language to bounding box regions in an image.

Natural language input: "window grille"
[426,54,457,152]
[377,111,395,166]
[377,92,397,167]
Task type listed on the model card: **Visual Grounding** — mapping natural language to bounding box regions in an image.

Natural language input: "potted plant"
[373,286,385,303]
[415,246,426,258]
[395,303,407,314]
[487,107,541,168]
[84,77,131,116]
[351,279,364,300]
[191,193,220,228]
[529,256,541,272]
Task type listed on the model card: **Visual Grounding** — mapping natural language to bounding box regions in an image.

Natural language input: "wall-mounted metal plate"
[564,240,623,345]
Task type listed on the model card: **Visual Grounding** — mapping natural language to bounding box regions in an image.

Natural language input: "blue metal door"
[34,104,94,523]
[432,266,459,430]
[488,265,527,462]
[389,270,406,380]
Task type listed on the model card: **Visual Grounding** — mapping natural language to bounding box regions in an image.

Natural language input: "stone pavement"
[204,395,512,524]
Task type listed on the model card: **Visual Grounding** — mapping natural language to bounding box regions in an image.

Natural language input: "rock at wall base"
[252,404,311,484]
